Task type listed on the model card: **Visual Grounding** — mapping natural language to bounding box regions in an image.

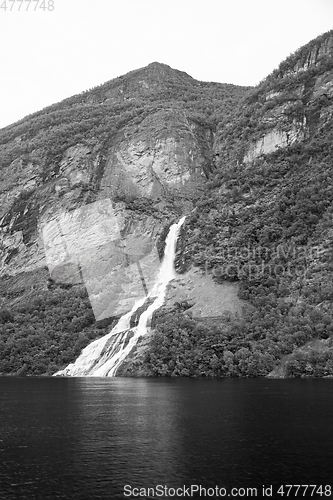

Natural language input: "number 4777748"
[277,485,332,497]
[0,0,54,11]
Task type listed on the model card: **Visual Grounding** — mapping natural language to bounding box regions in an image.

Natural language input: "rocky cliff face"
[98,109,214,200]
[0,62,248,330]
[280,32,333,75]
[0,115,211,279]
[0,66,220,280]
[216,30,333,166]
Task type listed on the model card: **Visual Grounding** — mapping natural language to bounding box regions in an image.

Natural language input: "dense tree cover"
[175,149,333,377]
[121,270,333,378]
[0,271,114,375]
[166,88,333,376]
[120,309,275,377]
[285,339,333,377]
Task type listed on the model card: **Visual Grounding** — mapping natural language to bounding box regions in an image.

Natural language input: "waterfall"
[53,216,186,377]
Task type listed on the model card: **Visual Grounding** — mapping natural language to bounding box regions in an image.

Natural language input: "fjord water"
[54,217,186,377]
[1,378,333,500]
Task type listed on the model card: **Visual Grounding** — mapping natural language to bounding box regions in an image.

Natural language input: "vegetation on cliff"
[0,62,249,177]
[122,31,333,378]
[1,32,333,377]
[0,63,250,376]
[0,270,115,375]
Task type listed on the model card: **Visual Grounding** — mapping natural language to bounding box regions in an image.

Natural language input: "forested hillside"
[121,31,333,378]
[1,32,333,377]
[0,63,250,376]
[0,62,246,174]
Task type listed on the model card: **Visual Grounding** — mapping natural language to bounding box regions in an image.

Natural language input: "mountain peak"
[90,61,196,102]
[146,61,172,69]
[123,61,195,86]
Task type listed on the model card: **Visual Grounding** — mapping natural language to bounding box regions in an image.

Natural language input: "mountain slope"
[0,62,249,277]
[2,31,333,378]
[0,62,250,375]
[118,31,333,378]
[148,30,333,378]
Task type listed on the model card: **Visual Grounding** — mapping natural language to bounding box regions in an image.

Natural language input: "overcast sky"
[0,0,332,130]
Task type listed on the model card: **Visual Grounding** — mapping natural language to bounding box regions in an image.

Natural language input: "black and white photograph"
[0,1,333,498]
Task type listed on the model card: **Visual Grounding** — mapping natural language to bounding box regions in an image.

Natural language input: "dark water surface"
[0,377,332,499]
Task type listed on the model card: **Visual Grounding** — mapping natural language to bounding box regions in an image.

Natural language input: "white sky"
[0,0,332,130]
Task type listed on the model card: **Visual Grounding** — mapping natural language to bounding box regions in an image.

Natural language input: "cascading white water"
[54,216,186,377]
